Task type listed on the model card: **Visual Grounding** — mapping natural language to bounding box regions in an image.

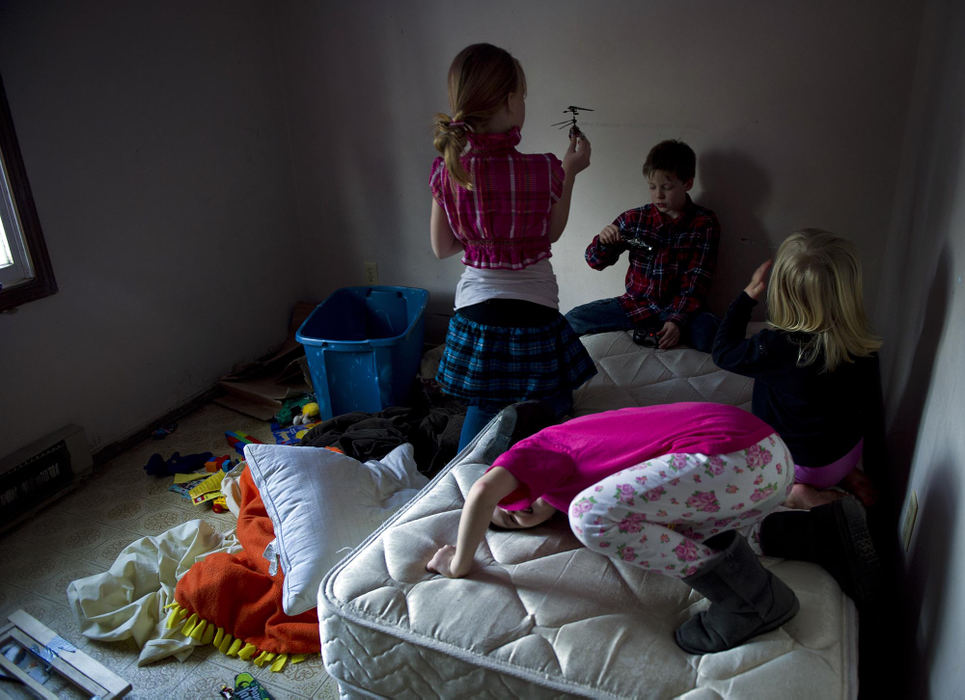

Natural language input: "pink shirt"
[430,127,564,270]
[491,402,776,511]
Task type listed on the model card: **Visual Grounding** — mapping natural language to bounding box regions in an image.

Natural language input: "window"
[0,73,56,312]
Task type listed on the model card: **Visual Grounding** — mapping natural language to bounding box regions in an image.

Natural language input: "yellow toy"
[292,402,321,426]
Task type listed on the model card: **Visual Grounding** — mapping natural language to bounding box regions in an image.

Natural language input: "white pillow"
[243,442,427,616]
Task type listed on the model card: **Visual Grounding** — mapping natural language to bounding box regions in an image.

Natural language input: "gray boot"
[675,530,799,654]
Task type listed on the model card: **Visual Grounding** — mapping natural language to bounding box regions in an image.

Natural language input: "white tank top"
[454,258,559,310]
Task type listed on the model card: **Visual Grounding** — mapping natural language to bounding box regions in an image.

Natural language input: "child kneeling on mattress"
[712,229,884,510]
[706,230,885,612]
[426,401,798,655]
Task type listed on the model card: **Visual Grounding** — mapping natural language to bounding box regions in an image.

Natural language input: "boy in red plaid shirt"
[565,140,720,351]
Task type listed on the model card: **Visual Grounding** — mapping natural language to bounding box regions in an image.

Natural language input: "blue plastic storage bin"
[295,286,430,420]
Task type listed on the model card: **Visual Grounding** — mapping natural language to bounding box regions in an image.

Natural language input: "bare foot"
[839,469,878,506]
[783,483,847,510]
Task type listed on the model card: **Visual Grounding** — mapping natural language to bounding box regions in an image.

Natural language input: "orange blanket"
[173,466,320,658]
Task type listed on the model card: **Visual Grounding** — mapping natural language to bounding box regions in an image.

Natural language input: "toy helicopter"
[552,105,594,138]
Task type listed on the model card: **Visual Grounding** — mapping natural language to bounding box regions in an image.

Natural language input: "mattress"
[571,330,756,416]
[319,333,859,699]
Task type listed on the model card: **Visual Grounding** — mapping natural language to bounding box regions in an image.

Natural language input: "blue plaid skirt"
[436,311,598,403]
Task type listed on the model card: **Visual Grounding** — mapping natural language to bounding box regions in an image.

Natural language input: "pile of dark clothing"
[298,387,466,478]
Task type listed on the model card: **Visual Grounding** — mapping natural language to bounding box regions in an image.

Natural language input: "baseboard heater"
[0,425,92,533]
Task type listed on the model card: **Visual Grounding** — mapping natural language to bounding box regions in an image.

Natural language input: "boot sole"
[834,497,881,607]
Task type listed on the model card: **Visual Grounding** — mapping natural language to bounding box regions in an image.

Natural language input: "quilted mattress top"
[319,335,857,699]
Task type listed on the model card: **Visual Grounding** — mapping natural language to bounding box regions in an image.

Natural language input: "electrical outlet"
[364,261,379,284]
[901,489,919,551]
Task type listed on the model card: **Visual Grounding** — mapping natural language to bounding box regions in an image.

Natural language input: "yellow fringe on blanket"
[162,602,310,672]
[217,634,234,655]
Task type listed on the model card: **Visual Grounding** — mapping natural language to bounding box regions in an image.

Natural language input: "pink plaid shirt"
[430,127,564,270]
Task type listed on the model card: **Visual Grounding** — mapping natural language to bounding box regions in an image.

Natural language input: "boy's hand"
[562,134,591,176]
[598,224,621,245]
[657,321,680,349]
[744,259,773,301]
[426,544,462,578]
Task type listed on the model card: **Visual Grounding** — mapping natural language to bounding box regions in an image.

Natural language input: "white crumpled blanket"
[67,443,428,666]
[66,519,240,665]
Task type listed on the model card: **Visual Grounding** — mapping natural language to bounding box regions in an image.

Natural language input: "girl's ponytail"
[432,43,526,192]
[433,112,472,190]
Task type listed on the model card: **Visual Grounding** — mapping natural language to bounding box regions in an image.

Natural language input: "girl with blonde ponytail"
[428,43,595,450]
[713,229,885,510]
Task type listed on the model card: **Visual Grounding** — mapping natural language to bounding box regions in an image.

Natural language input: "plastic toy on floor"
[292,401,320,425]
[211,495,230,513]
[225,431,263,456]
[273,394,315,427]
[205,454,236,472]
[232,672,273,699]
[271,403,322,445]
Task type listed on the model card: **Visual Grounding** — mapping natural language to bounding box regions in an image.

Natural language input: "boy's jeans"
[564,298,633,335]
[564,298,720,353]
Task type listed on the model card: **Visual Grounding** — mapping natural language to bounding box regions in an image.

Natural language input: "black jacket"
[713,292,885,469]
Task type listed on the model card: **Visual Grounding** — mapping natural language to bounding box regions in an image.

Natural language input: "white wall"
[0,1,305,453]
[2,1,921,457]
[276,0,919,333]
[876,0,965,696]
[3,0,965,693]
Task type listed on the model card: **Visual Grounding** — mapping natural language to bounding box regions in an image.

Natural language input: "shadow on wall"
[887,245,950,502]
[863,247,949,700]
[697,149,772,318]
[905,457,958,700]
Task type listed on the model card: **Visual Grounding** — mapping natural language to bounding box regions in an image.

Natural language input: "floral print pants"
[568,433,794,578]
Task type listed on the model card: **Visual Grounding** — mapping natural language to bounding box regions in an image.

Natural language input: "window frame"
[0,73,56,312]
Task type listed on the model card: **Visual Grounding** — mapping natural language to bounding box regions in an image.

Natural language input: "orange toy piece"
[205,454,232,472]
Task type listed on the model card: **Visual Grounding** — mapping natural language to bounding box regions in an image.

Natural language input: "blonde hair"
[766,229,881,372]
[432,43,526,190]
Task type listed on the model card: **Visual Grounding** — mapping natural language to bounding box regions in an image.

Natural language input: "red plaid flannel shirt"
[584,198,719,324]
[430,127,564,270]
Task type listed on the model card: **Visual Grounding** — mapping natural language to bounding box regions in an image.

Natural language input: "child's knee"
[568,495,605,545]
